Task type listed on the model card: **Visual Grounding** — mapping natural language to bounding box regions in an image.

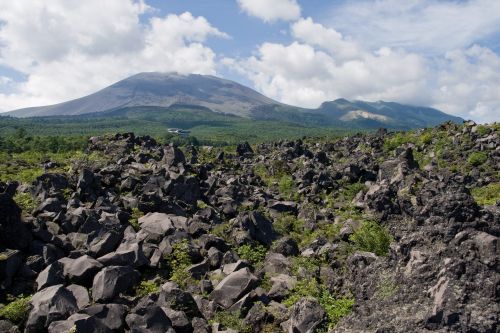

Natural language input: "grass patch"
[349,220,392,256]
[471,183,500,205]
[0,295,32,324]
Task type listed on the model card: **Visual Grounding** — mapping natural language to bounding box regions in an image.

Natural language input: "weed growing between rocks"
[470,182,500,205]
[164,240,194,288]
[349,220,392,256]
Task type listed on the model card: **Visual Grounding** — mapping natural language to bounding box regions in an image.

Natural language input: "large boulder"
[91,266,140,302]
[282,298,326,333]
[0,183,32,250]
[25,284,78,333]
[80,303,128,331]
[36,261,65,291]
[48,313,111,333]
[125,305,173,333]
[61,255,103,286]
[210,268,258,309]
[137,212,176,242]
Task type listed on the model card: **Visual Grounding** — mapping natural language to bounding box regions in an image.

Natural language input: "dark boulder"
[91,266,140,302]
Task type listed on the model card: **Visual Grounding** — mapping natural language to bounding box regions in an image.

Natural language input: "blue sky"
[0,0,499,122]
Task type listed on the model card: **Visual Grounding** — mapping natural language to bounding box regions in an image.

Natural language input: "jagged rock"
[272,237,299,257]
[126,305,173,333]
[48,313,112,333]
[80,303,128,331]
[237,211,276,246]
[61,255,103,286]
[137,212,176,242]
[236,142,253,157]
[158,282,201,318]
[282,297,326,333]
[0,249,23,290]
[162,307,192,333]
[163,144,185,166]
[36,261,65,291]
[97,239,148,268]
[25,285,78,333]
[210,267,258,309]
[0,183,32,250]
[66,284,90,309]
[91,266,140,302]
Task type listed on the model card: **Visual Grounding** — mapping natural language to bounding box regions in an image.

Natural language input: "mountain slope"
[6,72,463,129]
[8,72,280,118]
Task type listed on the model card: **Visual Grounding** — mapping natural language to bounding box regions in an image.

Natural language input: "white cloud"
[433,45,500,123]
[237,0,301,22]
[328,0,500,54]
[0,1,227,111]
[224,18,500,123]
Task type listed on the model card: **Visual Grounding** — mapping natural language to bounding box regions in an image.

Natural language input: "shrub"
[0,295,32,324]
[349,220,392,256]
[467,152,488,166]
[278,175,297,200]
[471,183,500,206]
[164,240,193,288]
[13,192,38,213]
[129,207,143,231]
[283,279,354,330]
[319,292,355,330]
[210,310,250,333]
[135,280,160,297]
[236,244,267,266]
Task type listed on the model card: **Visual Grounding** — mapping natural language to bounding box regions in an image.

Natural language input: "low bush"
[164,240,193,288]
[349,220,392,256]
[135,280,160,297]
[471,183,500,206]
[236,244,267,266]
[467,152,488,166]
[0,295,32,324]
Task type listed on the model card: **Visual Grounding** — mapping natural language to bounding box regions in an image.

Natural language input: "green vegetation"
[338,182,367,202]
[13,192,38,213]
[210,310,250,333]
[283,279,354,330]
[236,244,267,266]
[467,152,488,166]
[278,175,299,201]
[135,279,160,297]
[164,240,193,288]
[273,214,306,245]
[128,208,144,231]
[471,183,500,206]
[349,220,392,256]
[0,295,32,324]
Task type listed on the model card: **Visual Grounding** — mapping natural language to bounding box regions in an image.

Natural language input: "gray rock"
[36,261,65,291]
[97,240,148,268]
[125,305,173,333]
[137,212,175,242]
[282,297,325,333]
[162,307,192,333]
[66,284,90,309]
[80,303,127,331]
[89,231,123,257]
[210,267,258,309]
[61,255,103,286]
[25,284,78,333]
[48,313,111,333]
[91,266,140,302]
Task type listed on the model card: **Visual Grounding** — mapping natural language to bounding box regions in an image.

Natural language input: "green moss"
[0,295,32,324]
[196,200,208,209]
[236,244,267,266]
[349,220,392,256]
[467,151,488,167]
[471,183,500,205]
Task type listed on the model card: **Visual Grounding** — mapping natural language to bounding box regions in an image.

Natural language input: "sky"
[0,0,499,123]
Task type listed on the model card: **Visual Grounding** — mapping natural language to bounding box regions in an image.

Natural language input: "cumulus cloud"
[224,18,429,108]
[224,17,500,122]
[328,0,500,54]
[237,0,301,22]
[0,0,227,111]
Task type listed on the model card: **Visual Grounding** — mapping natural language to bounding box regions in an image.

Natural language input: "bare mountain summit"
[8,72,280,118]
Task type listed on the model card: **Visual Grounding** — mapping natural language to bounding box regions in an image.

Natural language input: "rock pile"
[0,122,498,332]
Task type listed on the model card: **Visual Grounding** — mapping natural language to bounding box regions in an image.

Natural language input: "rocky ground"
[0,121,498,333]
